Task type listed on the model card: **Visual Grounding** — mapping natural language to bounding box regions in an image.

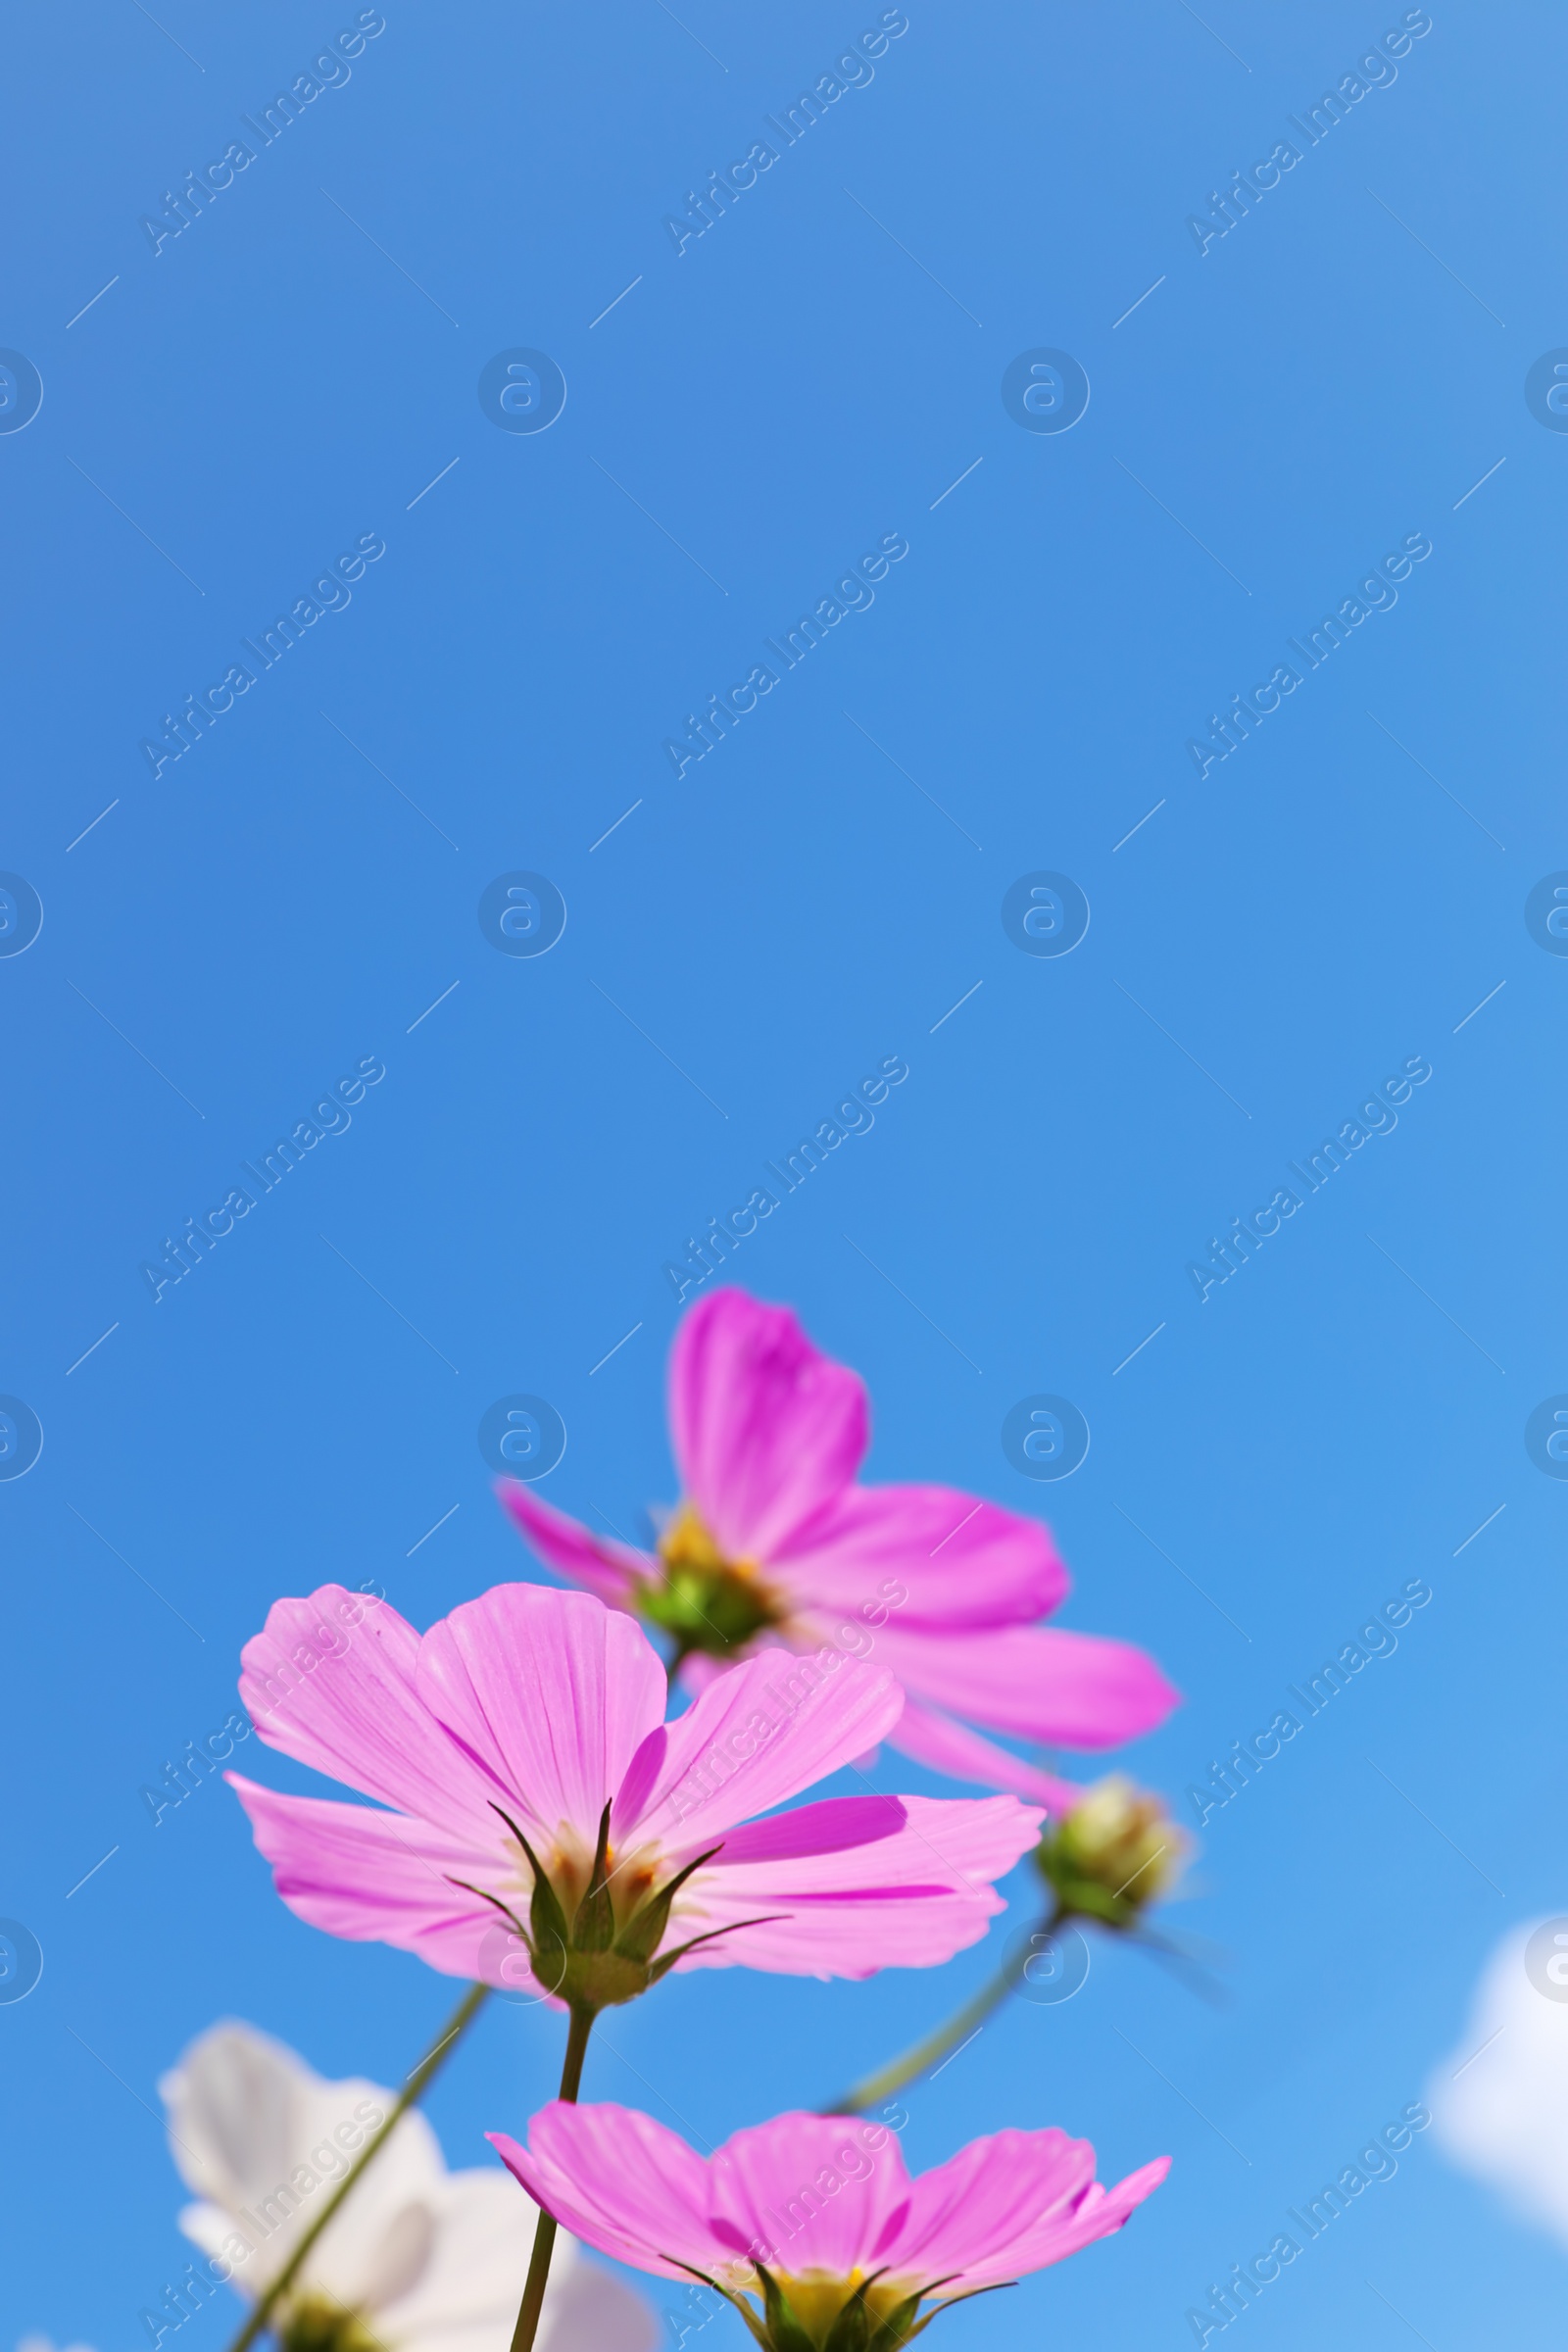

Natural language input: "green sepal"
[819,2264,897,2352]
[863,2293,924,2352]
[443,1875,526,1941]
[612,1843,723,1967]
[574,1801,616,1952]
[646,1915,790,1986]
[485,1799,574,1956]
[753,2263,818,2352]
[665,2258,770,2350]
[898,2280,1014,2344]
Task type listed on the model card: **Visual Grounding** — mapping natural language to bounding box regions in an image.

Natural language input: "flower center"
[733,2266,932,2350]
[637,1503,782,1659]
[279,2297,385,2352]
[508,1824,662,1938]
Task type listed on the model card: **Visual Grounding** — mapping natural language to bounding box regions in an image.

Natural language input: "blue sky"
[3,3,1565,2345]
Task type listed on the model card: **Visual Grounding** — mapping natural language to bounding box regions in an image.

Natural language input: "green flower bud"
[1035,1777,1187,1930]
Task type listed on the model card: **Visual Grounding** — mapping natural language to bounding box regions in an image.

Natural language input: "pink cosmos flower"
[502,1289,1178,1810]
[490,2102,1168,2348]
[228,1581,1042,2000]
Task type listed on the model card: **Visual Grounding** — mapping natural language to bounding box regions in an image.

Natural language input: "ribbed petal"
[779,1486,1066,1630]
[227,1775,506,1984]
[667,1290,867,1563]
[666,1796,1039,1979]
[416,1584,666,1844]
[160,2022,445,2305]
[489,2104,1167,2302]
[237,1587,488,1839]
[1000,2155,1171,2277]
[709,2111,914,2277]
[881,2128,1098,2282]
[880,1691,1086,1812]
[620,1650,903,1855]
[490,2108,718,2283]
[871,1621,1180,1747]
[497,1484,654,1609]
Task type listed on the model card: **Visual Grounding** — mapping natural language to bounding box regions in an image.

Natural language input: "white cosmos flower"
[159,2022,657,2352]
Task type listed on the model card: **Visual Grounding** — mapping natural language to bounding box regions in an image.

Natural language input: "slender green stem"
[820,1907,1066,2117]
[509,2004,597,2352]
[222,1980,490,2352]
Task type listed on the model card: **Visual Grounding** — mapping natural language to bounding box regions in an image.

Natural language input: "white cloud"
[1428,1918,1568,2247]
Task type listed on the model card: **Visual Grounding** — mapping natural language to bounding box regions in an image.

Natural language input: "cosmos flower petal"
[622,1649,905,1852]
[490,2110,716,2284]
[233,1580,1035,1987]
[497,1484,655,1609]
[159,2020,447,2304]
[238,1587,487,1838]
[1002,2156,1173,2278]
[890,2131,1169,2284]
[416,1583,667,1837]
[532,2250,662,2352]
[490,2104,1167,2301]
[715,1794,907,1867]
[878,1690,1088,1811]
[883,2128,1096,2278]
[665,1886,1004,1979]
[781,1485,1067,1628]
[162,2022,655,2352]
[871,1620,1181,1746]
[227,1775,500,1983]
[374,2167,658,2352]
[709,2112,914,2278]
[667,1289,868,1562]
[676,1792,1042,1897]
[667,1793,1039,1978]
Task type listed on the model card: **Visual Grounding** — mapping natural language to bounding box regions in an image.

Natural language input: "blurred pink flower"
[490,2101,1168,2346]
[229,1581,1042,1998]
[503,1289,1178,1808]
